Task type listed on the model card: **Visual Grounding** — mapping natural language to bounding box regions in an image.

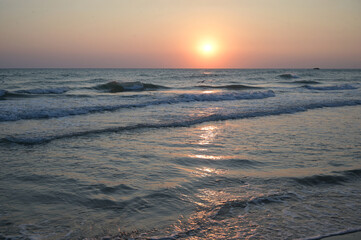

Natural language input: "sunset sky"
[0,0,360,68]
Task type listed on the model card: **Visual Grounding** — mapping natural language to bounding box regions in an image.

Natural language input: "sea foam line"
[0,90,275,122]
[2,99,361,145]
[0,87,70,98]
[14,87,71,94]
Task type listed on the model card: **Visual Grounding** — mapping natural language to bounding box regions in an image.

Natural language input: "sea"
[0,69,360,240]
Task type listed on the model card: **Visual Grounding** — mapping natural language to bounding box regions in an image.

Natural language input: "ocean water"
[0,69,360,239]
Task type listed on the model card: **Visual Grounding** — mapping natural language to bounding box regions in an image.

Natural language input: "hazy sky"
[0,0,360,68]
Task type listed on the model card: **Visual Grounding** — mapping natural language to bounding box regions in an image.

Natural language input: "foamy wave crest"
[176,90,274,102]
[0,90,275,122]
[303,84,357,90]
[196,84,261,90]
[2,99,361,145]
[14,87,70,94]
[95,81,167,92]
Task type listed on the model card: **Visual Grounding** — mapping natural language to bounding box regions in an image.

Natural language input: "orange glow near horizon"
[0,0,360,68]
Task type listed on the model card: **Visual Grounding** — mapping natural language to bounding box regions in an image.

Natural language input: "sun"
[202,44,213,53]
[198,41,217,57]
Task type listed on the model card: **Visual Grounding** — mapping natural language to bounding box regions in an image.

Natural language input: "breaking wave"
[14,87,70,94]
[95,81,168,92]
[0,90,275,122]
[175,90,274,102]
[291,80,321,84]
[196,84,261,90]
[303,84,357,91]
[0,87,70,98]
[2,98,361,145]
[293,169,361,186]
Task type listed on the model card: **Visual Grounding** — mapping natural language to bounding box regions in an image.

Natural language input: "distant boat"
[313,67,320,70]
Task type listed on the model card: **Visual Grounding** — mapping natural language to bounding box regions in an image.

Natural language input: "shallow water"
[0,69,360,239]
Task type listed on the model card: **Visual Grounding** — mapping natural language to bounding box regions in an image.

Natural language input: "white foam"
[0,90,275,122]
[3,98,361,145]
[15,87,70,94]
[121,81,144,91]
[176,90,275,102]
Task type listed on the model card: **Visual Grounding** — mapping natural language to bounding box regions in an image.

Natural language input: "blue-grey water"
[0,69,360,239]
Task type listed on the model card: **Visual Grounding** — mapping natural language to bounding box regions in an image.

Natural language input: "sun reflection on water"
[189,154,223,160]
[187,124,226,161]
[202,90,215,94]
[198,125,218,145]
[196,166,225,175]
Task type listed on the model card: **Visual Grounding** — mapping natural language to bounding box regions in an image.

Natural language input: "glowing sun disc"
[203,44,213,53]
[198,41,217,57]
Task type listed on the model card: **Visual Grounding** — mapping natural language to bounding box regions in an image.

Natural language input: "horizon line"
[1,67,360,70]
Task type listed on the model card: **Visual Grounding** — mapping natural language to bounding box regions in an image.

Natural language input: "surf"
[95,81,168,92]
[0,90,275,122]
[2,98,361,145]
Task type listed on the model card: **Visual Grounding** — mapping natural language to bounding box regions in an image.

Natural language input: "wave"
[212,193,296,220]
[196,84,261,90]
[92,183,136,194]
[0,90,275,122]
[1,88,70,98]
[14,87,70,94]
[188,72,228,79]
[88,77,108,82]
[95,81,168,92]
[174,156,263,168]
[303,84,357,91]
[293,169,361,186]
[176,90,274,102]
[0,89,30,99]
[12,182,178,214]
[278,73,299,79]
[0,89,7,97]
[2,98,361,145]
[291,80,321,84]
[135,192,298,239]
[294,174,348,186]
